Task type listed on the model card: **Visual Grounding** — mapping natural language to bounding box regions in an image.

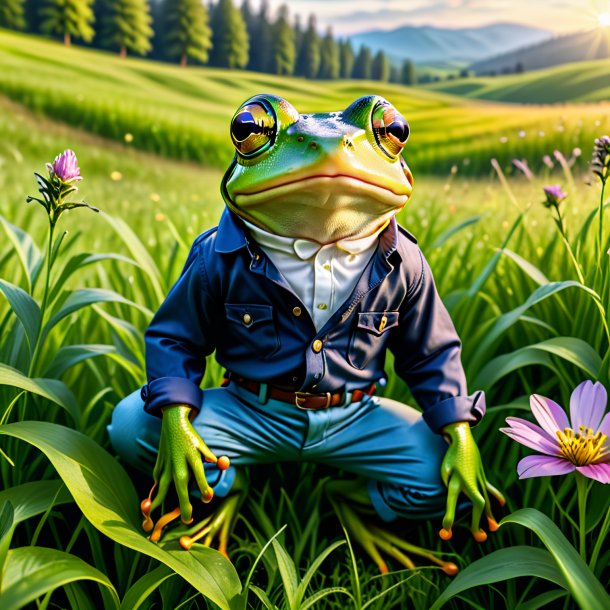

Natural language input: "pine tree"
[248,0,271,72]
[162,0,212,66]
[271,4,295,75]
[352,45,372,79]
[210,0,249,69]
[0,0,26,30]
[318,26,339,79]
[339,39,354,79]
[401,59,416,85]
[296,14,319,79]
[25,0,42,32]
[40,0,95,46]
[389,64,401,83]
[371,50,390,82]
[101,0,153,57]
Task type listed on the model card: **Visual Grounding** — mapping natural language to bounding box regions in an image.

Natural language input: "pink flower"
[500,381,610,484]
[512,158,534,180]
[49,149,82,183]
[542,184,567,208]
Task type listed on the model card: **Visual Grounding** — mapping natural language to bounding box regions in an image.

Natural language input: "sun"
[599,12,610,26]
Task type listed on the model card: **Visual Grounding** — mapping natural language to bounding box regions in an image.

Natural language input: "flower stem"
[589,502,610,572]
[575,472,589,561]
[553,212,585,284]
[598,180,606,264]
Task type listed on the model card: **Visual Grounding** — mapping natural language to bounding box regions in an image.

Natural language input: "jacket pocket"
[348,311,399,370]
[224,303,280,360]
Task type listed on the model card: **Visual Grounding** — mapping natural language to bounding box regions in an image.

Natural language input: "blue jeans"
[108,382,449,522]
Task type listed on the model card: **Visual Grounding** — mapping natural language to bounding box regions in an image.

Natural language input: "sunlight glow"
[598,12,610,26]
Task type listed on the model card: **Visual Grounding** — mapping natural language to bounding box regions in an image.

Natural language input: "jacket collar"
[214,207,399,260]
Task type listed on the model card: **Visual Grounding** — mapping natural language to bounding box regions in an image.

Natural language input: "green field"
[425,58,610,103]
[0,29,609,610]
[1,30,609,177]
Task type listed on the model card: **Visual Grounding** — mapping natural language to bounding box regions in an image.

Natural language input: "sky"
[247,0,610,35]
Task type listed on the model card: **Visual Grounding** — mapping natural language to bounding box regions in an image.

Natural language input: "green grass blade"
[500,249,550,285]
[294,540,345,607]
[515,590,567,610]
[0,546,120,610]
[0,421,242,610]
[301,586,352,610]
[271,537,299,610]
[43,344,116,378]
[249,585,278,610]
[0,480,72,525]
[500,508,610,610]
[0,279,41,354]
[0,501,15,590]
[428,546,567,610]
[432,215,484,249]
[0,216,42,293]
[0,364,79,425]
[120,564,176,610]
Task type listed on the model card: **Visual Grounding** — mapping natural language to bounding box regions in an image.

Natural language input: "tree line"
[0,0,417,84]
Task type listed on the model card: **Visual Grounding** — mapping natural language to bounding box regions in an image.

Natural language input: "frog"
[108,93,505,574]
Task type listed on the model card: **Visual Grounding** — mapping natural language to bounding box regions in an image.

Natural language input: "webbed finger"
[464,483,486,542]
[196,438,219,464]
[188,453,214,503]
[440,476,461,539]
[149,468,172,514]
[173,464,194,523]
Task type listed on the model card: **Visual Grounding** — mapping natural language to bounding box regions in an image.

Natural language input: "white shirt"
[243,220,387,330]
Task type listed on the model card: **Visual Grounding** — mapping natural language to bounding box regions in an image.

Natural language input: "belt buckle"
[295,391,332,410]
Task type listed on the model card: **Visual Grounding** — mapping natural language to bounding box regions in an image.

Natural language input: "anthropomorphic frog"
[108,94,504,573]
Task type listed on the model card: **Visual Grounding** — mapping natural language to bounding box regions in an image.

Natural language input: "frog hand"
[439,422,505,542]
[140,405,230,542]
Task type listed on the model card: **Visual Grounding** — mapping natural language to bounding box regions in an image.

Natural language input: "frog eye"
[371,102,410,159]
[230,102,276,157]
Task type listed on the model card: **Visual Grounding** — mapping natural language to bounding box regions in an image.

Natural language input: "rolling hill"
[349,22,551,66]
[425,58,610,103]
[470,27,610,74]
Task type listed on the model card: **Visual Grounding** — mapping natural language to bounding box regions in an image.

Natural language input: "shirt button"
[323,263,331,271]
[317,303,328,310]
[243,313,252,325]
[292,306,302,317]
[312,339,323,352]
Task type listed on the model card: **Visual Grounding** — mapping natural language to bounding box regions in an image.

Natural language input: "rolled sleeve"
[143,238,216,416]
[390,248,486,433]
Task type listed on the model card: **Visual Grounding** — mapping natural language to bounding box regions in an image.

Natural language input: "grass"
[425,58,610,103]
[0,40,609,609]
[1,29,609,178]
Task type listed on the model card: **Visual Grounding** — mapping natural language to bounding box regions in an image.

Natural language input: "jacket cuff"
[142,377,203,417]
[422,391,486,434]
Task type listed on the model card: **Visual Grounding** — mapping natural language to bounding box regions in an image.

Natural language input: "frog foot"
[326,479,458,576]
[178,492,242,558]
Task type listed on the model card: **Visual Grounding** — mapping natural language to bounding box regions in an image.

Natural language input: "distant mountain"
[470,27,610,74]
[349,23,551,66]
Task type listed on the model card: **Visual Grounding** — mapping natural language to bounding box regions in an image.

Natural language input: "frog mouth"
[233,174,412,207]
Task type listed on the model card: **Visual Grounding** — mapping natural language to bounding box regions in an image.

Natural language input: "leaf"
[271,537,298,610]
[302,587,351,610]
[0,279,41,353]
[500,509,610,610]
[120,564,175,610]
[249,584,278,610]
[294,540,345,607]
[473,337,602,390]
[0,216,42,292]
[44,288,151,338]
[470,281,599,373]
[500,249,549,286]
[44,344,116,378]
[0,421,242,610]
[0,502,15,585]
[432,215,483,249]
[0,364,79,425]
[515,590,567,610]
[0,546,120,610]
[0,480,73,525]
[428,546,567,610]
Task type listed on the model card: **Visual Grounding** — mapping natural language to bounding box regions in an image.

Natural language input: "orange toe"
[439,528,452,540]
[442,562,459,576]
[487,516,499,532]
[473,529,487,543]
[217,456,230,470]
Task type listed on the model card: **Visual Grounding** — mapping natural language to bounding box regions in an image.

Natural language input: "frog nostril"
[297,135,304,143]
[309,141,318,149]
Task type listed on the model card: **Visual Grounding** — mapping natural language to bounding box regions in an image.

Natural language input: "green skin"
[143,94,504,566]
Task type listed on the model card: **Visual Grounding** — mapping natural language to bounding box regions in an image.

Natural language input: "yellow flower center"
[556,426,608,466]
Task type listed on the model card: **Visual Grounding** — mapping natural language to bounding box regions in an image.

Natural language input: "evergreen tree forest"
[3,0,417,83]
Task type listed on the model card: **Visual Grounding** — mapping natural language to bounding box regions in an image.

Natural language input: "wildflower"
[512,158,533,180]
[27,149,98,227]
[592,135,610,185]
[124,133,134,143]
[518,130,526,138]
[150,193,161,203]
[542,155,554,169]
[499,136,508,144]
[110,171,123,181]
[47,149,82,183]
[500,381,610,483]
[542,184,567,209]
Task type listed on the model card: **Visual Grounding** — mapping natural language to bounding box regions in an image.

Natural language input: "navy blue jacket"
[141,209,485,433]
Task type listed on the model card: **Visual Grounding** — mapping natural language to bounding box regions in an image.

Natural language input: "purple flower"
[500,381,610,484]
[542,184,567,208]
[512,158,534,180]
[48,149,82,183]
[592,135,610,184]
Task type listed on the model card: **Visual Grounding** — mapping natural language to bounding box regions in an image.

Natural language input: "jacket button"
[140,385,150,401]
[243,313,252,325]
[312,339,323,352]
[292,306,302,317]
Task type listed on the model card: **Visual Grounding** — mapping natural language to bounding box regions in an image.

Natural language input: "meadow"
[0,30,610,610]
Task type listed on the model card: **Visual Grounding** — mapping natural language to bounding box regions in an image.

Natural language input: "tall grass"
[0,83,609,608]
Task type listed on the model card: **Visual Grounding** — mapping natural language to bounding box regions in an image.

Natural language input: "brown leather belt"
[224,374,375,410]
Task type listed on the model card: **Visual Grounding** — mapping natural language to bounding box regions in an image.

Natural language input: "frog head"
[221,94,414,244]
